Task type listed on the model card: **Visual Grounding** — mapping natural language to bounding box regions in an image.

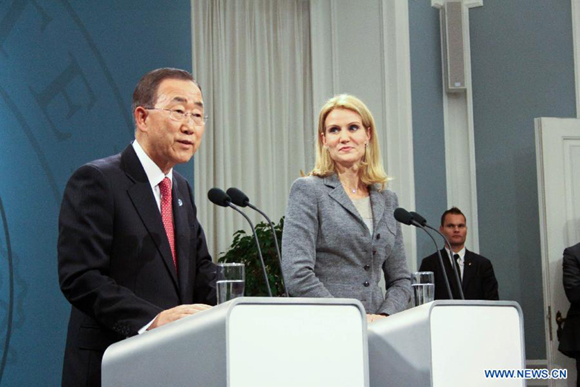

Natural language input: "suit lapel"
[369,186,385,237]
[172,177,191,301]
[441,249,462,298]
[461,249,474,292]
[122,145,179,289]
[324,175,366,228]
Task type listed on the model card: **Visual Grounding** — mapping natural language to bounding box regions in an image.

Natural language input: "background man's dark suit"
[559,243,580,372]
[419,249,499,300]
[58,145,216,385]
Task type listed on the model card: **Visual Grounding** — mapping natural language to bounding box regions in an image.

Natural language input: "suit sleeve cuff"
[138,314,158,334]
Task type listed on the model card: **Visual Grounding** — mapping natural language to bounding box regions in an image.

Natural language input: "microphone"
[207,188,272,297]
[410,211,464,300]
[394,207,422,228]
[409,211,426,227]
[207,187,231,207]
[394,207,453,300]
[226,187,288,297]
[225,187,250,207]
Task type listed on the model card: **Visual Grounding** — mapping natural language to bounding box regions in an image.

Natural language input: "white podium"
[367,300,526,387]
[102,297,369,387]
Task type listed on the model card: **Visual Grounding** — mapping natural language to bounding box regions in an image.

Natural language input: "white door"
[536,117,580,386]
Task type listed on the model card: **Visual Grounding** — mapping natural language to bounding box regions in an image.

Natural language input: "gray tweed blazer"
[281,174,411,315]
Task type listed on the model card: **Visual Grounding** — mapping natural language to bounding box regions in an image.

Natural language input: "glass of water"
[216,263,245,304]
[411,271,435,307]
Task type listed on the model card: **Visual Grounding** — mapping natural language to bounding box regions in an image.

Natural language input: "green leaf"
[219,217,286,296]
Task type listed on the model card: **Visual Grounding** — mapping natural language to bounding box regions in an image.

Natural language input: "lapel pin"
[178,199,183,207]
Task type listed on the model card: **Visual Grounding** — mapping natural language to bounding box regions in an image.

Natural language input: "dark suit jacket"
[419,249,499,300]
[58,145,216,386]
[559,242,580,358]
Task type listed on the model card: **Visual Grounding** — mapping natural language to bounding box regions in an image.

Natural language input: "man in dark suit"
[559,242,580,386]
[419,207,499,300]
[58,68,216,386]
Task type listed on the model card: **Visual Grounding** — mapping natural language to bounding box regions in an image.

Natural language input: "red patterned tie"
[159,177,177,271]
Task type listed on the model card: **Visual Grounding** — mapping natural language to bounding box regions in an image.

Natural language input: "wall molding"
[572,0,580,117]
[380,0,417,269]
[432,0,483,252]
[330,1,339,95]
[310,0,417,269]
[309,0,334,122]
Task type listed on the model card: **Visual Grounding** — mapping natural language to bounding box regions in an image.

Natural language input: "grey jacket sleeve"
[281,178,334,298]
[378,192,411,315]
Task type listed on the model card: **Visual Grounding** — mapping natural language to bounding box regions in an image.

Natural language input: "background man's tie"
[453,253,462,283]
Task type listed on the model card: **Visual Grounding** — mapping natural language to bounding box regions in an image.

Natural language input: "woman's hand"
[366,313,388,324]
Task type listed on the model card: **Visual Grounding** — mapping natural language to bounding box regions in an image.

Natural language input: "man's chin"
[174,153,195,165]
[450,242,465,249]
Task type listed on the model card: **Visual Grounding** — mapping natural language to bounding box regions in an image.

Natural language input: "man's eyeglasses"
[145,108,208,126]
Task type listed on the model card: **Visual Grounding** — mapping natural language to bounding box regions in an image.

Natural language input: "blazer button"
[363,281,370,287]
[376,233,381,240]
[364,265,370,271]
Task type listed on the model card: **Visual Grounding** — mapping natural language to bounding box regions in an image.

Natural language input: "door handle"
[556,310,566,342]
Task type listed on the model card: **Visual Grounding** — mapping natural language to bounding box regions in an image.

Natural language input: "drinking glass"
[411,271,435,306]
[216,263,245,304]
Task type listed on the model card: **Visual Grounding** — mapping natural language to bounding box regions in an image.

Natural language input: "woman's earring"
[364,142,370,162]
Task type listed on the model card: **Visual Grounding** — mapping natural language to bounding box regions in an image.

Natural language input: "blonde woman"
[282,94,411,321]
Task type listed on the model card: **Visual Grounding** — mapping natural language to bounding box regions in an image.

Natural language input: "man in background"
[419,207,499,300]
[58,68,216,386]
[559,242,580,386]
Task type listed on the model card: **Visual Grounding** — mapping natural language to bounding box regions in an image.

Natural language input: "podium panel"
[367,300,525,387]
[102,297,369,387]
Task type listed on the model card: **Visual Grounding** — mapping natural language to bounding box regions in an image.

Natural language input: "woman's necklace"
[341,180,360,194]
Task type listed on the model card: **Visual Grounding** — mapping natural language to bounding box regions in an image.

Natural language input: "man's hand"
[366,314,388,324]
[148,304,212,330]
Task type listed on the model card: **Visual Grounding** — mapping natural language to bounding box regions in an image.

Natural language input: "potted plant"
[218,217,286,297]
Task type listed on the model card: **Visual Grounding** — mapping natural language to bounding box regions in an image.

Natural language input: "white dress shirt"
[132,140,173,211]
[132,140,173,333]
[445,246,466,280]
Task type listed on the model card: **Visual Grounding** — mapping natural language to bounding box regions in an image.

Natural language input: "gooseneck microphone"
[207,188,272,297]
[394,208,453,300]
[393,208,423,228]
[408,211,426,227]
[410,211,464,300]
[226,187,289,297]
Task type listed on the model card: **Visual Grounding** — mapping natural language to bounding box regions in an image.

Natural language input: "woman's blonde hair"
[309,94,388,190]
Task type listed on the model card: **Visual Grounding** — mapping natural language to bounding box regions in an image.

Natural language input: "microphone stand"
[246,203,289,297]
[227,204,272,297]
[424,224,465,300]
[403,210,454,300]
[418,225,453,300]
